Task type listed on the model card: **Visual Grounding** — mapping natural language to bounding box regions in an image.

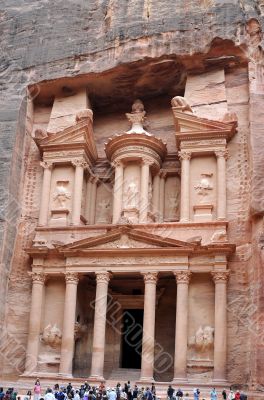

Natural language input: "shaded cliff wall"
[1,0,264,388]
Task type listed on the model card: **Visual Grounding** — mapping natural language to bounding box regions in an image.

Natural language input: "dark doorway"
[121,309,143,369]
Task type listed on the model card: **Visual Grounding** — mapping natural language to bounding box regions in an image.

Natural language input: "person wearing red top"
[234,391,240,400]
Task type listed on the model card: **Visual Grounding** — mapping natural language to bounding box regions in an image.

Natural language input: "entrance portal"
[121,309,143,369]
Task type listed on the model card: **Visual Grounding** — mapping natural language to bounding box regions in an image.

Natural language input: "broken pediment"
[172,109,237,147]
[34,113,98,164]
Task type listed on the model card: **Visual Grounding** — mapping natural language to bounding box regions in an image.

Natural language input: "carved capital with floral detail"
[96,271,111,284]
[141,157,153,166]
[211,271,230,283]
[159,169,167,179]
[174,270,191,284]
[30,272,46,284]
[142,272,158,284]
[215,150,229,160]
[65,272,79,284]
[40,161,53,170]
[72,159,88,168]
[111,160,123,168]
[178,150,192,161]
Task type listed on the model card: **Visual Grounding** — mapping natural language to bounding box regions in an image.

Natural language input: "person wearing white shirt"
[108,389,117,400]
[44,389,55,400]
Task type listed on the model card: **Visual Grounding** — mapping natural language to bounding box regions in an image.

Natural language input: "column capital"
[88,175,99,184]
[178,150,191,161]
[142,271,158,284]
[40,160,53,170]
[72,159,88,168]
[111,159,123,168]
[159,169,167,179]
[96,271,111,283]
[174,270,191,284]
[215,149,229,159]
[65,272,79,284]
[141,157,153,166]
[30,271,46,284]
[211,270,230,283]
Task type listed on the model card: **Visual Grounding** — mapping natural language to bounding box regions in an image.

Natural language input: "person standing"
[34,380,41,400]
[176,389,183,400]
[210,388,217,400]
[167,386,174,400]
[234,392,240,400]
[108,389,117,400]
[239,392,247,400]
[193,389,200,400]
[222,390,227,400]
[228,391,234,400]
[44,389,55,400]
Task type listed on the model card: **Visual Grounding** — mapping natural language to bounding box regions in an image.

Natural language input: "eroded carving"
[194,173,213,203]
[171,96,193,113]
[189,325,214,354]
[52,181,71,209]
[41,324,62,348]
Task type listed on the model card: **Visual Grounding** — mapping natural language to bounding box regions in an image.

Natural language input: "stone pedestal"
[49,209,69,226]
[193,204,213,221]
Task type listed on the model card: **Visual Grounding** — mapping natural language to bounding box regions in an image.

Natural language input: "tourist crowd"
[0,380,248,400]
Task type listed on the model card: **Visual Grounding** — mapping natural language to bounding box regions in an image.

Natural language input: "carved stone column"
[179,151,191,222]
[140,158,152,223]
[59,272,79,376]
[89,177,98,224]
[152,173,160,217]
[159,170,166,222]
[212,271,229,381]
[140,272,158,381]
[71,159,87,225]
[173,270,191,381]
[112,161,124,224]
[25,272,46,373]
[215,150,228,220]
[85,176,93,224]
[39,161,53,226]
[90,272,110,380]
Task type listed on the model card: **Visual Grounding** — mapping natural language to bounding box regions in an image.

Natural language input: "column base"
[58,373,73,379]
[89,375,105,383]
[172,377,188,384]
[180,218,189,223]
[139,377,154,382]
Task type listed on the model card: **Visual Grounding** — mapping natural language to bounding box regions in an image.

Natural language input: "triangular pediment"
[172,110,237,145]
[59,226,196,252]
[36,117,98,162]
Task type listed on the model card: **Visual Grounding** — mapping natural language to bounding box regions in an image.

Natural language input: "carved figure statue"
[97,199,111,222]
[148,180,153,210]
[74,321,87,340]
[171,96,193,113]
[190,325,214,354]
[168,193,180,218]
[194,173,213,203]
[41,324,62,348]
[53,181,71,208]
[124,180,139,208]
[125,99,151,136]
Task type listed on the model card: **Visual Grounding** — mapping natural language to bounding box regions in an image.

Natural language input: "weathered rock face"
[1,0,264,395]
